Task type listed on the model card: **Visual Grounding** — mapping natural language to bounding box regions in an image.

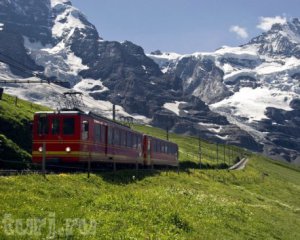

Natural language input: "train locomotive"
[32,110,179,167]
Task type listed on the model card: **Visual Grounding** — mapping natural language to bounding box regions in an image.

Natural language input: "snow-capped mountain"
[149,19,300,163]
[0,0,299,163]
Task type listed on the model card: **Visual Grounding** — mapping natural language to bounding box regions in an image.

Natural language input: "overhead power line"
[0,51,68,84]
[0,79,68,84]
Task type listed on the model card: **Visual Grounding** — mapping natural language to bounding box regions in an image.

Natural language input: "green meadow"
[0,93,299,239]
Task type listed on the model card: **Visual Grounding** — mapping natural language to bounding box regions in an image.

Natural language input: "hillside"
[0,92,243,168]
[0,94,299,239]
[0,93,50,167]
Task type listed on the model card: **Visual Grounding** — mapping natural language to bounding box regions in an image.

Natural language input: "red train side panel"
[32,110,178,167]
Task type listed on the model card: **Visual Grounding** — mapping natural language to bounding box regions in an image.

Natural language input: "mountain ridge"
[0,0,299,163]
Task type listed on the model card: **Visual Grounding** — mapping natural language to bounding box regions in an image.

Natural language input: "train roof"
[34,109,132,130]
[34,110,178,145]
[35,111,80,114]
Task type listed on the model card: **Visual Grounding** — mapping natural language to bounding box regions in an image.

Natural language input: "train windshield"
[38,115,49,135]
[52,118,60,135]
[63,118,75,135]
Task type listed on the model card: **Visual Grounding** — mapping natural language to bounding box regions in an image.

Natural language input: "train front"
[32,111,82,165]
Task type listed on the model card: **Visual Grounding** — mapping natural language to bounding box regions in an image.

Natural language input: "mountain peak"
[248,17,300,58]
[51,0,72,7]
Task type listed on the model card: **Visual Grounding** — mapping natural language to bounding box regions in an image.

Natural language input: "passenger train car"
[32,110,178,167]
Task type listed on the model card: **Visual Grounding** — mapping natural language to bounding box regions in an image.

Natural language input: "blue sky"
[71,0,299,54]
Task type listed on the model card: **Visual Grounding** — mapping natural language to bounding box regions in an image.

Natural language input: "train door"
[143,136,147,165]
[147,138,152,167]
[104,125,108,156]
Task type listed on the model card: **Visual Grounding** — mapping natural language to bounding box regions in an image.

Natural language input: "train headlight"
[38,147,43,152]
[65,147,71,153]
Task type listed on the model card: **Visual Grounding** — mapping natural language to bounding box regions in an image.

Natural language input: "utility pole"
[211,142,213,162]
[223,144,226,164]
[166,126,169,141]
[198,135,202,169]
[216,143,219,166]
[42,142,46,178]
[88,152,91,178]
[0,87,3,100]
[112,104,116,121]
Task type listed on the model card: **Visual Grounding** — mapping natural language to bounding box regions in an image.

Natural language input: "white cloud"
[229,25,249,39]
[257,16,287,31]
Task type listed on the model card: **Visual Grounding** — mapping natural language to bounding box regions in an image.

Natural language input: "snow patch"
[216,135,229,140]
[130,114,152,124]
[73,79,109,93]
[148,52,182,61]
[163,101,186,115]
[255,57,300,75]
[214,45,259,61]
[223,69,256,84]
[198,122,223,133]
[147,52,182,73]
[50,0,70,8]
[23,36,88,86]
[52,5,86,39]
[210,87,294,121]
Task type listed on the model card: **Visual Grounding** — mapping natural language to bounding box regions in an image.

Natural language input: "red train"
[32,110,179,167]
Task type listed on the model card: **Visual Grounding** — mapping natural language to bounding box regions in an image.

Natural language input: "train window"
[51,118,60,135]
[137,136,140,149]
[82,120,89,140]
[121,131,126,146]
[114,129,120,146]
[172,145,176,154]
[137,136,141,149]
[132,134,136,148]
[133,135,137,149]
[95,124,101,142]
[156,141,159,153]
[38,116,49,135]
[108,127,113,145]
[101,125,106,142]
[126,132,131,147]
[63,118,75,135]
[161,143,165,153]
[139,136,143,149]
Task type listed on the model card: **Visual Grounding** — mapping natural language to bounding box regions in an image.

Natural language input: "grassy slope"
[0,156,299,239]
[132,124,245,167]
[0,93,299,239]
[0,93,50,162]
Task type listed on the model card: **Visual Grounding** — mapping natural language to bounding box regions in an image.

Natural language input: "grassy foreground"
[0,93,299,239]
[0,156,299,239]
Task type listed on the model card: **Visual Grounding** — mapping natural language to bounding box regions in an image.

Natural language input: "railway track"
[228,158,248,170]
[0,169,44,176]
